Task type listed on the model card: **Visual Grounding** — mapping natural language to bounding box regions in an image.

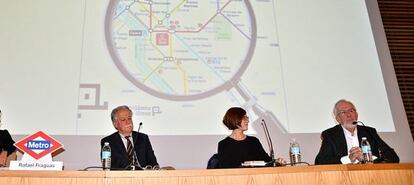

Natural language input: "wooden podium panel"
[0,163,413,185]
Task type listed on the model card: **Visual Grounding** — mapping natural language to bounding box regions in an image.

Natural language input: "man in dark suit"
[315,99,399,164]
[101,105,158,170]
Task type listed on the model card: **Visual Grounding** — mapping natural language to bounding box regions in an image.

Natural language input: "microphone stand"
[129,122,143,170]
[261,119,277,166]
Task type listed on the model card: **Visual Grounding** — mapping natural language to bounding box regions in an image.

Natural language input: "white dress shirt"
[340,126,359,164]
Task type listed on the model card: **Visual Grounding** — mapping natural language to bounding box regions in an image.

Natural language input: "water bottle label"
[102,151,111,159]
[361,145,371,153]
[291,146,300,155]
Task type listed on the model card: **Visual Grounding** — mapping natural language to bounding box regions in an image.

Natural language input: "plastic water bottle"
[102,142,111,170]
[361,137,373,163]
[289,138,301,165]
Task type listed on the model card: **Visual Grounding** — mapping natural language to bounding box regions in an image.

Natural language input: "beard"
[342,122,356,130]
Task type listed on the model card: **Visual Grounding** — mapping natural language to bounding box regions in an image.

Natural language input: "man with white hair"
[101,105,158,169]
[315,99,399,164]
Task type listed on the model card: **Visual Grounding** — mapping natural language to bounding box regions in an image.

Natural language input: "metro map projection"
[105,0,256,101]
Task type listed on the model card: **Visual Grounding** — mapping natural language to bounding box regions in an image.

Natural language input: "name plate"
[9,161,63,171]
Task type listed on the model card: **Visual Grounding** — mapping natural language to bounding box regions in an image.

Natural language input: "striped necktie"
[125,136,134,164]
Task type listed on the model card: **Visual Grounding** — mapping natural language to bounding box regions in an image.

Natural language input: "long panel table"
[1,163,413,185]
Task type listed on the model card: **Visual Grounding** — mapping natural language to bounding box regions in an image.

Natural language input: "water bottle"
[361,137,373,163]
[289,138,301,165]
[101,142,111,170]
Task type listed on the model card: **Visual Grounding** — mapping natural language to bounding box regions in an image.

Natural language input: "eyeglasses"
[337,108,356,116]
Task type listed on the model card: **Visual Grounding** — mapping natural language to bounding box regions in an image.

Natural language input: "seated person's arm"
[340,146,363,164]
[371,129,399,163]
[144,135,158,166]
[0,150,7,167]
[315,133,343,165]
[2,130,17,155]
[0,130,16,166]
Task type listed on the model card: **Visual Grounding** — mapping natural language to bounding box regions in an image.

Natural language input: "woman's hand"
[276,157,287,166]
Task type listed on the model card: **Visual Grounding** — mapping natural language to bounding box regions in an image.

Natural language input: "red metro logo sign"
[14,131,63,160]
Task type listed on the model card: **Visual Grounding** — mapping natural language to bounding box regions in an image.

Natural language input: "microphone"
[137,122,143,133]
[352,121,365,126]
[261,119,279,166]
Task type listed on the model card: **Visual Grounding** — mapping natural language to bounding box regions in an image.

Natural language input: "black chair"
[207,153,219,169]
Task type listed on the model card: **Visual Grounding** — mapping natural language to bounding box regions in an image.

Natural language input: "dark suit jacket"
[315,125,399,164]
[0,129,16,156]
[100,131,158,169]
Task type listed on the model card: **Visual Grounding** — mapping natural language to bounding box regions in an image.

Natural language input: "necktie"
[125,136,134,164]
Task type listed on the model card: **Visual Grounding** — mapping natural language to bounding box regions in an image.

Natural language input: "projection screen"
[0,0,413,170]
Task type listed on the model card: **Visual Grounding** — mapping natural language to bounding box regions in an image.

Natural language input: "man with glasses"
[100,105,158,170]
[314,99,399,164]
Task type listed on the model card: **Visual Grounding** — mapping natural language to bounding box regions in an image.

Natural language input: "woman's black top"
[217,136,271,168]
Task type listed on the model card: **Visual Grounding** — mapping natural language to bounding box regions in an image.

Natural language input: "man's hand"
[349,147,363,162]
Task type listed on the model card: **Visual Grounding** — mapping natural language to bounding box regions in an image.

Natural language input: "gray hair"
[333,99,357,117]
[110,105,132,123]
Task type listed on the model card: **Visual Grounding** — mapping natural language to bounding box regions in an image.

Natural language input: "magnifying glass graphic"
[105,0,287,133]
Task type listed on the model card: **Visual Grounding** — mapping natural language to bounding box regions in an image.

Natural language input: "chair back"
[207,153,219,169]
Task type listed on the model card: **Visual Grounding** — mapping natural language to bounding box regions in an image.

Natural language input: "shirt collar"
[341,125,357,137]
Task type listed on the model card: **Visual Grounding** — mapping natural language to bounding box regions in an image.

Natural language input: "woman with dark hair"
[217,107,284,168]
[0,129,16,166]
